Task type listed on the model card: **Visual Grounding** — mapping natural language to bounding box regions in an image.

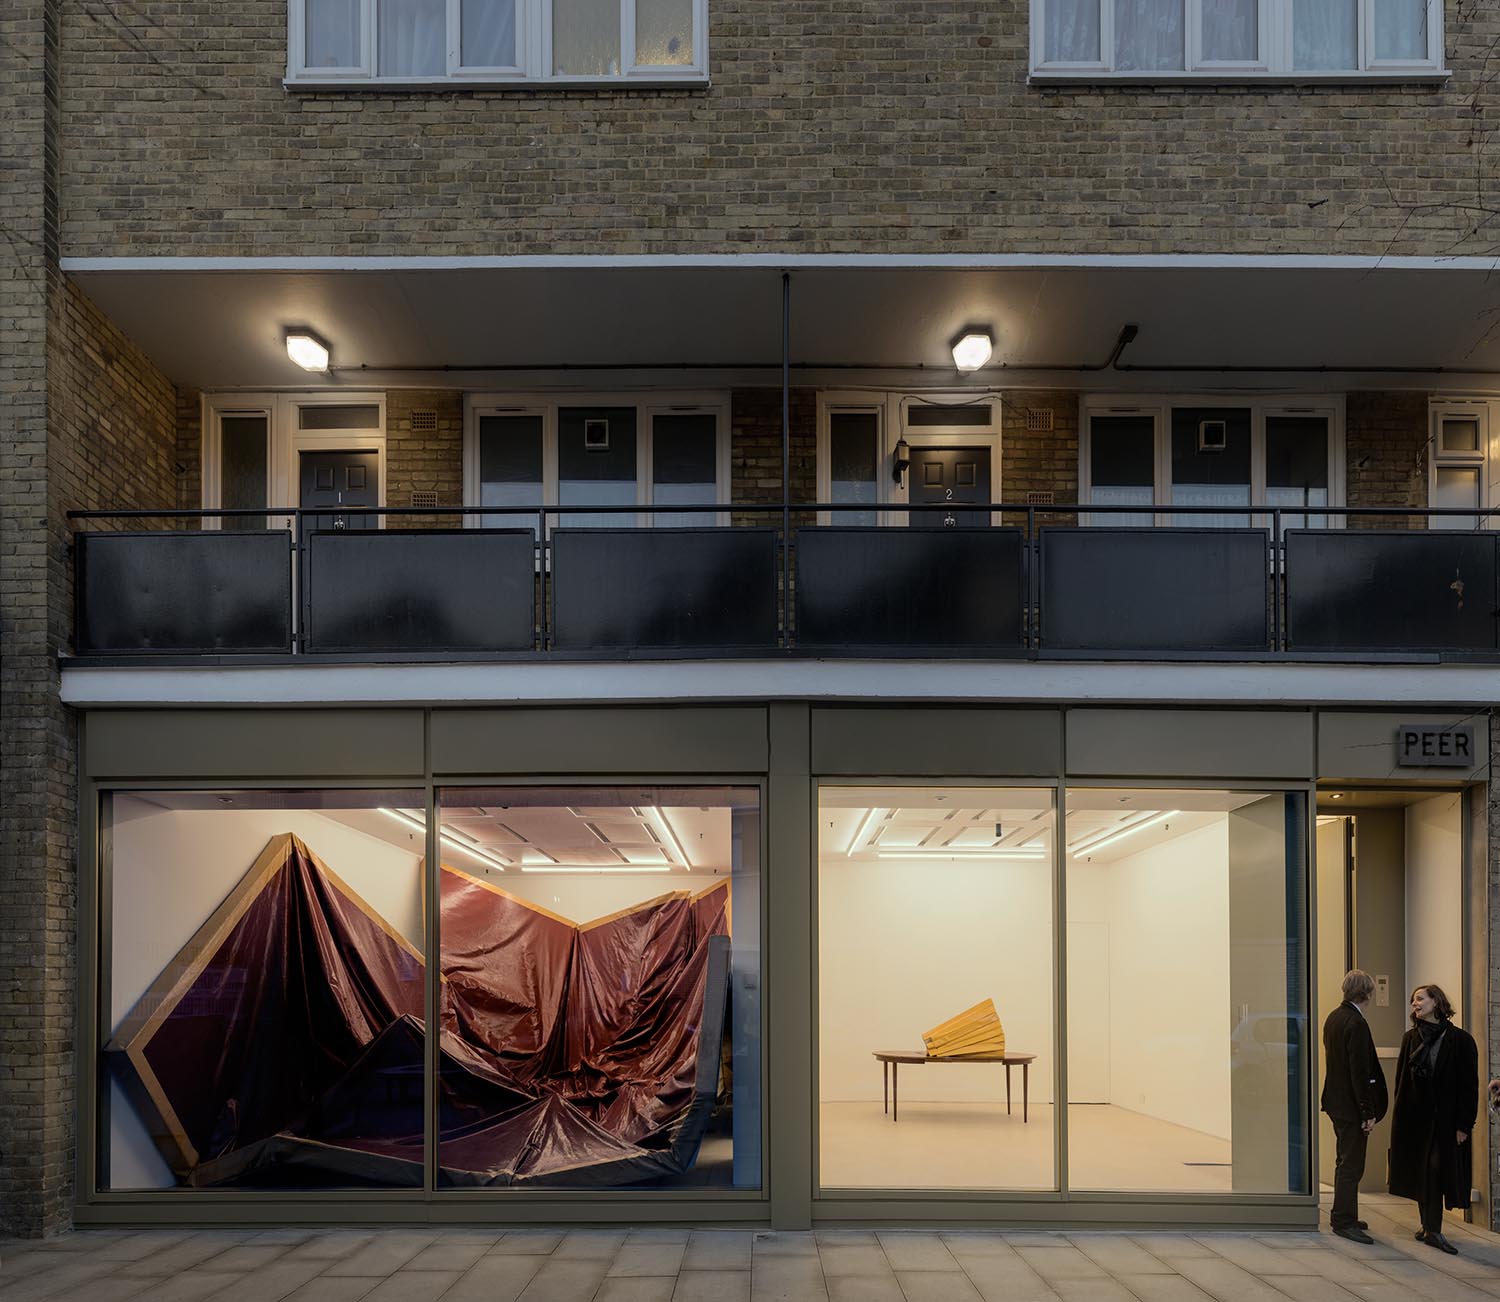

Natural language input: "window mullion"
[447,0,461,72]
[621,0,636,72]
[1099,0,1115,72]
[364,0,377,75]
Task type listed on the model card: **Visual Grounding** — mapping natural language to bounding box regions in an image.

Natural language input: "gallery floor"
[819,1103,1234,1192]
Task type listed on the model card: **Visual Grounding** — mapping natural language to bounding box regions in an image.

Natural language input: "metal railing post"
[781,270,792,650]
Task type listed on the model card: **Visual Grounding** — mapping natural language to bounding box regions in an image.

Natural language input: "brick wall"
[1002,391,1079,515]
[176,388,201,513]
[52,3,1500,259]
[1345,391,1430,528]
[385,390,464,526]
[731,388,817,526]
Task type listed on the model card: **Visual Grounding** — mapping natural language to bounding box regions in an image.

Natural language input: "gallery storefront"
[72,699,1490,1230]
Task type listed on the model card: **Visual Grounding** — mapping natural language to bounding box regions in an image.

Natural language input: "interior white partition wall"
[1406,791,1464,1011]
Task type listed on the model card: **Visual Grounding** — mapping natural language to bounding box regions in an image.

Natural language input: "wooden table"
[872,1050,1036,1123]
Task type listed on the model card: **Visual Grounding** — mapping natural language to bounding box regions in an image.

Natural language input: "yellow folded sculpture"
[922,998,1006,1058]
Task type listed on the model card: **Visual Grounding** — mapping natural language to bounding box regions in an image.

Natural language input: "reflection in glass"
[818,786,1057,1191]
[478,414,544,535]
[1089,415,1155,526]
[1266,415,1329,532]
[101,789,427,1190]
[1373,0,1427,61]
[652,413,718,526]
[553,0,621,75]
[1065,788,1308,1194]
[559,406,638,528]
[462,0,517,66]
[1171,407,1251,528]
[636,0,693,65]
[829,412,879,527]
[437,786,761,1188]
[307,0,360,67]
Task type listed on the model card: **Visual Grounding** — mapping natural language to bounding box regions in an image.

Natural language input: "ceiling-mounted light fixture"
[285,328,331,372]
[378,807,510,872]
[951,330,993,373]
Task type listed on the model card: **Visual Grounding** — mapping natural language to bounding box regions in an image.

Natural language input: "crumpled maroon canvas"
[106,833,731,1188]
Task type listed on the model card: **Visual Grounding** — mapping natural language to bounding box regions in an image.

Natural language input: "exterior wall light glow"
[951,331,993,372]
[285,330,330,372]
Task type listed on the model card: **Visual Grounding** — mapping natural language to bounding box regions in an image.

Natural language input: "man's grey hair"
[1342,969,1376,1002]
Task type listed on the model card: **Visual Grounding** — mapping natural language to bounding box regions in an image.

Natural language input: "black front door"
[908,446,991,527]
[299,450,379,532]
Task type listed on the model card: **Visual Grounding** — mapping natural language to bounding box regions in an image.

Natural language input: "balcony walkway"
[5,1196,1500,1302]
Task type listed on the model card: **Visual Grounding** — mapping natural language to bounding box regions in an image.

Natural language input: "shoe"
[1356,1220,1368,1230]
[1415,1230,1425,1241]
[1333,1225,1375,1244]
[1419,1231,1458,1255]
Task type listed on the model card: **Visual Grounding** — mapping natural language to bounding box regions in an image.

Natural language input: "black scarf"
[1411,1017,1447,1081]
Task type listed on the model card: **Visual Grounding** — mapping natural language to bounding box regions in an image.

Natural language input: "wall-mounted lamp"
[951,330,994,373]
[285,329,331,372]
[892,436,911,486]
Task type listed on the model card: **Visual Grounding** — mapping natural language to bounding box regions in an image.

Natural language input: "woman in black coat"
[1388,984,1478,1254]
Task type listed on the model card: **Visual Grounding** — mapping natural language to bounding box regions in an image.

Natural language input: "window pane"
[1265,415,1329,531]
[1294,0,1357,70]
[1440,417,1480,454]
[379,0,446,75]
[1433,466,1480,531]
[462,0,517,66]
[1089,415,1155,526]
[652,413,717,527]
[1202,0,1257,61]
[101,789,427,1191]
[553,0,621,75]
[220,414,269,530]
[1046,0,1101,62]
[819,786,1057,1191]
[830,411,879,527]
[306,0,360,68]
[1170,406,1251,527]
[438,786,762,1189]
[1115,0,1184,71]
[1066,789,1309,1195]
[1374,0,1428,61]
[558,406,637,527]
[298,404,381,430]
[906,403,994,428]
[478,414,543,534]
[636,0,693,65]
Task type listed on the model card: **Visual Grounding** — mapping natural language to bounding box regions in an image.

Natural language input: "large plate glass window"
[1031,0,1444,78]
[288,0,706,83]
[818,786,1057,1192]
[436,785,762,1189]
[99,789,427,1192]
[1064,787,1310,1194]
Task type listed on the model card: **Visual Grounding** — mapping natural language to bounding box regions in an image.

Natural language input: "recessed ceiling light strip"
[378,807,511,873]
[844,807,884,857]
[519,864,675,874]
[875,849,1046,861]
[1070,810,1181,858]
[649,807,693,869]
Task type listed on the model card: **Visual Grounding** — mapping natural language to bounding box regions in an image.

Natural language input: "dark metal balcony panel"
[76,530,292,654]
[1040,528,1270,652]
[795,527,1025,652]
[305,530,536,653]
[1286,530,1498,652]
[551,528,778,652]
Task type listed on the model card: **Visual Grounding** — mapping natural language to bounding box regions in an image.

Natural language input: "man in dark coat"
[1321,969,1388,1243]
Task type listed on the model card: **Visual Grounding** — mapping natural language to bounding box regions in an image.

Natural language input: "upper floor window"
[1031,0,1445,81]
[289,0,707,86]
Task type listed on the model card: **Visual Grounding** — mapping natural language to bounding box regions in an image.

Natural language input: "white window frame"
[815,391,1004,526]
[1079,393,1345,528]
[203,391,388,531]
[287,0,708,87]
[1030,0,1446,82]
[463,392,730,530]
[1428,397,1498,531]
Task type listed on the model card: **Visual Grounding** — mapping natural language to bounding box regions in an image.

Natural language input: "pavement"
[5,1194,1500,1302]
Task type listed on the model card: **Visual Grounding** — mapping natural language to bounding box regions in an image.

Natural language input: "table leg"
[1005,1063,1012,1116]
[883,1060,888,1115]
[893,1062,898,1123]
[1023,1064,1029,1123]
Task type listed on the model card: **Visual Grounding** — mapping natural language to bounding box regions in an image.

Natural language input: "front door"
[908,445,991,527]
[299,450,379,532]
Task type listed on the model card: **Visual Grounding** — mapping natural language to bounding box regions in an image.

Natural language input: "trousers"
[1330,1116,1369,1230]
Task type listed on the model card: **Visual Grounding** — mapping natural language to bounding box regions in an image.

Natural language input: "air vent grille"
[1024,491,1055,506]
[410,490,439,509]
[1025,409,1055,433]
[411,410,438,432]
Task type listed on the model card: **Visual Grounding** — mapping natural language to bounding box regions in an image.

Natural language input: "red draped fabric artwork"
[107,833,732,1188]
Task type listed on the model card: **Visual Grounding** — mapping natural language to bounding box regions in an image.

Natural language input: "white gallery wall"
[1405,792,1463,1016]
[818,855,1055,1104]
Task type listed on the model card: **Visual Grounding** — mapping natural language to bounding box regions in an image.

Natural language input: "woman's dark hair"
[1410,984,1456,1025]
